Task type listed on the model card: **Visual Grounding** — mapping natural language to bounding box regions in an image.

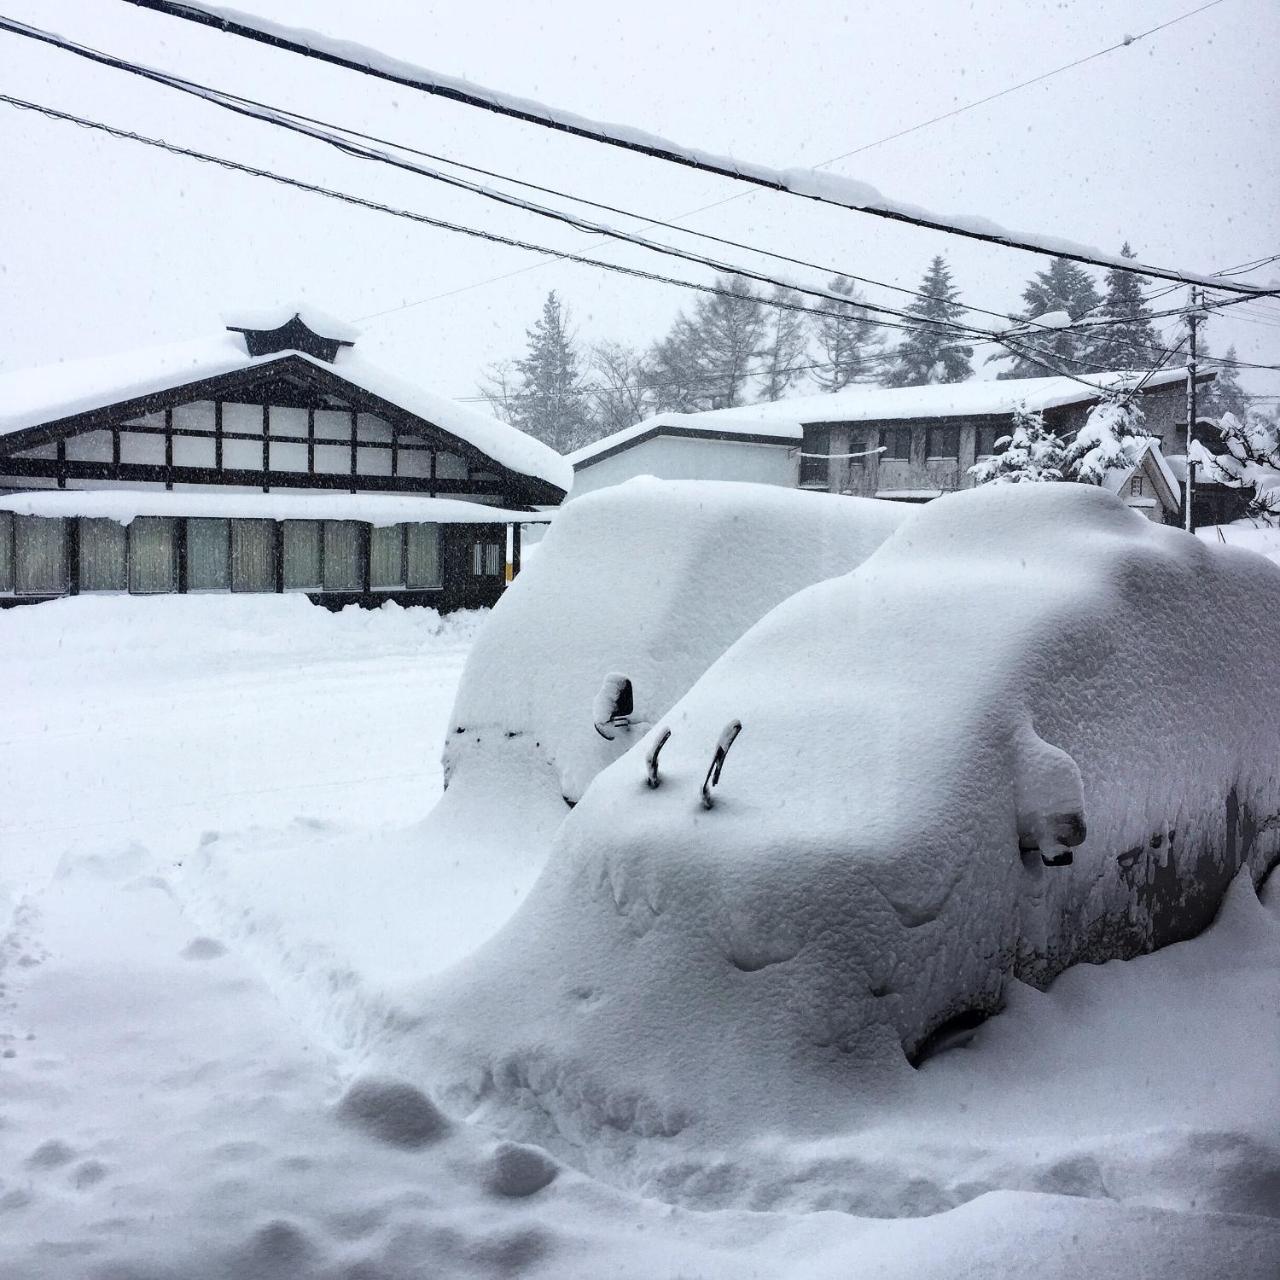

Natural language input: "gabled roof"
[568,411,800,470]
[0,331,572,496]
[1101,438,1181,509]
[571,369,1203,471]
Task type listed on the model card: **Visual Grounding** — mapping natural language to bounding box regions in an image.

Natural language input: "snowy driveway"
[1,597,1277,1278]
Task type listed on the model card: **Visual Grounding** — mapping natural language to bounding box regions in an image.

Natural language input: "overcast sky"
[2,0,1277,405]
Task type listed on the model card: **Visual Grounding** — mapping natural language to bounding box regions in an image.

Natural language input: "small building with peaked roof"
[0,312,569,609]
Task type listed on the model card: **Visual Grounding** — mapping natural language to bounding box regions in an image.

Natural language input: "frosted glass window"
[222,438,263,470]
[173,435,215,467]
[128,517,176,594]
[187,518,230,591]
[231,519,275,592]
[283,521,321,590]
[269,441,308,471]
[172,401,216,431]
[15,516,68,595]
[0,511,12,591]
[405,524,442,589]
[314,444,350,475]
[357,447,392,476]
[369,525,404,589]
[270,406,308,438]
[397,448,433,479]
[222,403,263,434]
[64,431,113,463]
[78,518,127,592]
[356,413,391,442]
[323,521,362,591]
[119,432,165,465]
[436,452,468,480]
[313,410,352,441]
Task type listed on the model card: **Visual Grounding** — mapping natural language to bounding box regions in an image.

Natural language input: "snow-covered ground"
[1,594,1277,1278]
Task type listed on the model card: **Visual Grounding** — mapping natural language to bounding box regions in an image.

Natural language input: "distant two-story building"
[569,368,1213,523]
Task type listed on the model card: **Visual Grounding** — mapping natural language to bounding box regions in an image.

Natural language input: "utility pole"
[1184,286,1200,532]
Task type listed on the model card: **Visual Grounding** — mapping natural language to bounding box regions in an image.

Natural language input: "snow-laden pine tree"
[1203,409,1280,522]
[1088,244,1160,372]
[649,274,766,411]
[990,257,1102,379]
[494,291,595,453]
[812,276,886,391]
[758,286,810,402]
[1063,395,1152,484]
[883,256,973,387]
[969,405,1066,484]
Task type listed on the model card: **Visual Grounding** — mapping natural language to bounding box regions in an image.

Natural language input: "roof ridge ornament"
[226,312,356,363]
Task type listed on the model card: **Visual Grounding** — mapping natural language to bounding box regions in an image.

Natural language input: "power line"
[3,89,1217,408]
[820,0,1228,165]
[17,14,1240,356]
[115,0,1266,296]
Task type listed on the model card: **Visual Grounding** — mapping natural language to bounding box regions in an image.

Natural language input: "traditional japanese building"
[0,311,570,608]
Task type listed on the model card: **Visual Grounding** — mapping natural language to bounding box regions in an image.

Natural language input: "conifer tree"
[485,291,594,452]
[1088,244,1160,372]
[812,276,886,391]
[758,286,810,401]
[1063,395,1152,484]
[990,257,1101,379]
[649,274,766,411]
[1199,346,1249,422]
[969,405,1066,484]
[883,256,973,387]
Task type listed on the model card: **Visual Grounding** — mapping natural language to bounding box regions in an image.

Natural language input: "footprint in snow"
[181,937,227,960]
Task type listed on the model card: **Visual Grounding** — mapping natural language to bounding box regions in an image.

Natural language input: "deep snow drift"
[446,478,906,807]
[411,484,1280,1149]
[2,588,1277,1276]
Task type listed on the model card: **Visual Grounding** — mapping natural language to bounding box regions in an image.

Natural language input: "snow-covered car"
[420,484,1280,1137]
[443,477,906,807]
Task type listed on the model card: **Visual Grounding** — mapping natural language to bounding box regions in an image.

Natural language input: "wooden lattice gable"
[0,355,561,505]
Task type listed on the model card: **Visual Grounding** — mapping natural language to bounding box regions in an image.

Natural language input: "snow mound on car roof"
[414,483,1280,1143]
[444,478,907,806]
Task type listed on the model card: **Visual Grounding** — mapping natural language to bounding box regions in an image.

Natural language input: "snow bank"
[413,484,1280,1145]
[444,478,907,807]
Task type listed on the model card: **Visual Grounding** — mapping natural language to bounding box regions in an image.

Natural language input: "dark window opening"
[927,426,961,460]
[880,428,911,460]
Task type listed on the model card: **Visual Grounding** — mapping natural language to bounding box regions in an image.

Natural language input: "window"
[880,428,911,460]
[799,425,830,487]
[323,520,363,591]
[1129,475,1145,497]
[231,520,276,592]
[0,511,12,592]
[79,518,128,592]
[976,425,1003,458]
[15,515,68,596]
[128,517,177,594]
[471,540,503,577]
[369,525,405,590]
[283,520,322,590]
[926,426,960,459]
[406,524,442,589]
[187,519,231,591]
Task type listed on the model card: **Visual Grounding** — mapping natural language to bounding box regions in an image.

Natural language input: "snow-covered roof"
[687,368,1193,428]
[0,331,572,495]
[0,488,549,527]
[1100,438,1181,506]
[567,411,800,468]
[570,370,1194,469]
